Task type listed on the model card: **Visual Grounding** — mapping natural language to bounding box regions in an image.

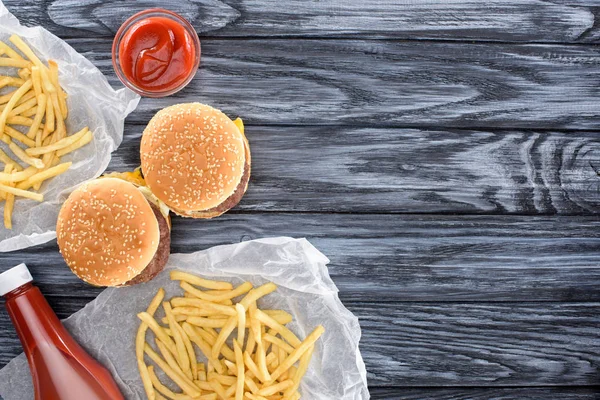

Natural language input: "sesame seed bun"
[56,178,165,287]
[140,103,249,216]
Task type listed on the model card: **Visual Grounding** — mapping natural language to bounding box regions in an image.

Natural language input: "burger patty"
[124,202,171,285]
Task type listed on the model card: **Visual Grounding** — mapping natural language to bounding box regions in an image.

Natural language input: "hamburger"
[140,103,250,218]
[56,177,171,287]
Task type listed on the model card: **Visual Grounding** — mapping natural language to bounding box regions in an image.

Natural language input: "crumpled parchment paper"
[0,1,140,252]
[0,237,370,399]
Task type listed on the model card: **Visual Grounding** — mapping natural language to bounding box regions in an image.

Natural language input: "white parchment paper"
[0,1,140,251]
[0,237,369,399]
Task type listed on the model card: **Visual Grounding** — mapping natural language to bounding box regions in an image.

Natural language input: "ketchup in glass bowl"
[112,9,200,97]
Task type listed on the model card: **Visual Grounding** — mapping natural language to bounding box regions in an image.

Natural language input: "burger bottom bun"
[123,202,171,286]
[171,132,251,219]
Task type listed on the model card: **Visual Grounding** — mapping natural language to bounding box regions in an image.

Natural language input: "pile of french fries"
[137,271,325,400]
[0,34,92,229]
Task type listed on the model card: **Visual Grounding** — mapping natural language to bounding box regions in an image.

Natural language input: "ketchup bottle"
[0,264,124,400]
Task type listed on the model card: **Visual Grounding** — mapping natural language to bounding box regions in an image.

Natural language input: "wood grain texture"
[112,125,600,214]
[0,214,598,303]
[1,300,599,386]
[3,0,600,43]
[369,387,600,399]
[58,38,600,130]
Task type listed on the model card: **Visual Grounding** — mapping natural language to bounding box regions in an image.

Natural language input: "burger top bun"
[56,178,160,287]
[140,103,246,213]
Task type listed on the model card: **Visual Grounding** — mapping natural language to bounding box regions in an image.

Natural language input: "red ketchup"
[0,264,124,400]
[118,15,197,92]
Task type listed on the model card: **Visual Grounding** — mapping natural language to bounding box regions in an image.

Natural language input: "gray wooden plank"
[112,125,600,214]
[3,0,600,43]
[61,38,600,130]
[1,300,599,386]
[369,387,600,399]
[1,214,598,302]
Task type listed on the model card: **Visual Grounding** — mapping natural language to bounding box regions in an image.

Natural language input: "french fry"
[0,166,36,182]
[0,58,31,68]
[155,338,183,378]
[3,164,14,229]
[236,303,246,346]
[26,162,71,185]
[147,366,190,400]
[176,321,198,380]
[136,288,165,400]
[182,322,224,374]
[21,105,37,118]
[5,125,35,147]
[0,183,42,201]
[186,316,229,329]
[55,130,92,157]
[42,89,54,135]
[48,60,67,119]
[9,35,45,72]
[7,115,36,127]
[18,68,30,80]
[211,315,237,359]
[26,94,46,139]
[0,41,24,60]
[171,297,237,316]
[266,326,324,384]
[283,347,314,398]
[170,271,233,290]
[257,380,293,397]
[137,312,178,356]
[10,96,37,117]
[263,334,294,355]
[143,344,201,398]
[253,309,301,347]
[163,301,190,376]
[0,76,25,88]
[234,340,245,400]
[181,281,253,303]
[239,283,278,310]
[50,92,65,140]
[26,126,88,155]
[208,379,227,399]
[8,141,44,169]
[31,66,41,97]
[0,79,32,135]
[0,149,22,171]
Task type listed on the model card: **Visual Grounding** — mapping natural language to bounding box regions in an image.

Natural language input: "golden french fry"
[3,164,14,229]
[266,326,324,384]
[233,340,244,400]
[18,68,30,80]
[181,281,252,303]
[208,379,227,399]
[170,271,234,290]
[26,162,71,186]
[0,166,36,182]
[136,288,164,400]
[50,92,65,140]
[26,94,46,139]
[0,58,31,68]
[171,297,237,316]
[182,322,224,374]
[8,141,43,169]
[31,66,41,97]
[55,130,92,157]
[186,316,229,329]
[7,115,36,127]
[143,344,201,398]
[239,283,278,310]
[0,182,42,201]
[236,303,246,347]
[10,96,37,117]
[253,309,301,347]
[5,125,35,147]
[211,315,237,359]
[9,35,45,71]
[0,41,24,60]
[21,105,37,118]
[26,127,88,155]
[263,334,294,355]
[257,380,293,397]
[155,338,183,379]
[0,79,32,135]
[0,149,22,171]
[283,346,314,398]
[147,365,191,400]
[137,312,178,356]
[48,60,67,119]
[163,301,190,375]
[42,89,54,135]
[176,321,198,380]
[0,76,25,89]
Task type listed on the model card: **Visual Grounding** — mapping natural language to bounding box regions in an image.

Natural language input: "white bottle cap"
[0,263,33,296]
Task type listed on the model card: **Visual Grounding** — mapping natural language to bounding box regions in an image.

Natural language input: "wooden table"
[1,1,600,399]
